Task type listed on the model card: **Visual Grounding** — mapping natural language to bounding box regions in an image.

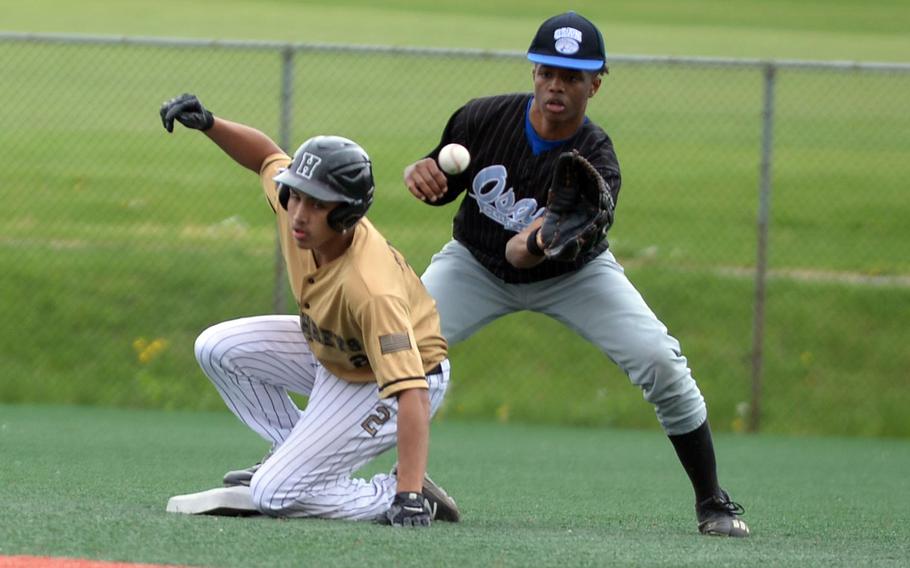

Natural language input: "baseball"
[437,143,471,175]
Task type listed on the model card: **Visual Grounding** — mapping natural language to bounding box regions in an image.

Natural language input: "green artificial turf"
[1,404,908,567]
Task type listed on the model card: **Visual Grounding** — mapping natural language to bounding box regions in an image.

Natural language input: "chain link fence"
[2,33,908,437]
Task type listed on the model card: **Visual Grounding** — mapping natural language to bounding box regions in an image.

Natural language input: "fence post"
[272,45,294,314]
[749,63,777,433]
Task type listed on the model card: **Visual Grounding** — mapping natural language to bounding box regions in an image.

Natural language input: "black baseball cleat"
[696,490,750,537]
[222,463,260,487]
[223,448,274,487]
[422,474,461,523]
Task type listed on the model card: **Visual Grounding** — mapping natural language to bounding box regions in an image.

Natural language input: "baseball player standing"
[403,12,750,537]
[160,94,459,526]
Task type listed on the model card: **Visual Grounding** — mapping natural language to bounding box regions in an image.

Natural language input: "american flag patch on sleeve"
[379,332,411,354]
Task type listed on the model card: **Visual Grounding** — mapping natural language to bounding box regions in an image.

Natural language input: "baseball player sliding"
[160,94,459,527]
[404,11,750,536]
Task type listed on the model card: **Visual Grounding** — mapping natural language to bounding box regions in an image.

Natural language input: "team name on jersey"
[468,165,545,232]
[299,313,368,368]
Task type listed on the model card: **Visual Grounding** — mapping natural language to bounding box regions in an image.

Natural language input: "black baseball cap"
[527,11,607,72]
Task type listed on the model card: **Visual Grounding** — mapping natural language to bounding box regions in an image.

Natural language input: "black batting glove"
[377,492,432,528]
[160,93,214,133]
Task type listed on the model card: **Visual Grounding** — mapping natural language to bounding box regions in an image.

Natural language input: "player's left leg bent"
[194,315,318,446]
[250,360,450,520]
[528,250,749,536]
[528,249,705,435]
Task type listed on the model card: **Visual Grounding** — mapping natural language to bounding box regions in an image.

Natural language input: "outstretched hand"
[160,93,214,133]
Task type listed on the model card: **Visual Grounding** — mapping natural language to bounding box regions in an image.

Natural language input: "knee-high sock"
[668,419,720,503]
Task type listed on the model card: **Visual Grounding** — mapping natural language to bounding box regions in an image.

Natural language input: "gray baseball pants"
[421,240,705,436]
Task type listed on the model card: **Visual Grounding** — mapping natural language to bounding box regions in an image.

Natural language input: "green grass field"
[2,4,909,566]
[5,0,910,61]
[3,57,908,435]
[2,1,909,437]
[1,404,908,567]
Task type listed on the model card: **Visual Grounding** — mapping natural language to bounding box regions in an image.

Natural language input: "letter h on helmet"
[274,135,375,232]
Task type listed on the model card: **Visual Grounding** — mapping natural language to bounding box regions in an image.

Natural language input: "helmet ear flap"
[327,205,358,232]
[278,183,290,210]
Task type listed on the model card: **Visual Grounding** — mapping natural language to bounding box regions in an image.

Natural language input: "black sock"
[668,420,720,504]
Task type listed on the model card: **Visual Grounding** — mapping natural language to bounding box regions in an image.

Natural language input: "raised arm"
[160,93,282,172]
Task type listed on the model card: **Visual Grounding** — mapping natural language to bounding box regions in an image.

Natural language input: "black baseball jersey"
[425,93,621,284]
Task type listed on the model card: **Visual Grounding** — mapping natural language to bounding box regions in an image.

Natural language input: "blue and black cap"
[527,11,607,72]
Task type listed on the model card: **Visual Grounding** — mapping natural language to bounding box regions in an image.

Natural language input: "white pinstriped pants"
[194,315,450,520]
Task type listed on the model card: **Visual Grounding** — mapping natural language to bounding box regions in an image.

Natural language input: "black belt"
[426,362,444,376]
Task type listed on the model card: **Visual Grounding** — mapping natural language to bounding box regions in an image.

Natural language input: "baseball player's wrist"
[199,110,215,131]
[526,227,545,256]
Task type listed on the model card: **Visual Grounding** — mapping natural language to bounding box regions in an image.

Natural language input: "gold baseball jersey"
[259,153,447,398]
